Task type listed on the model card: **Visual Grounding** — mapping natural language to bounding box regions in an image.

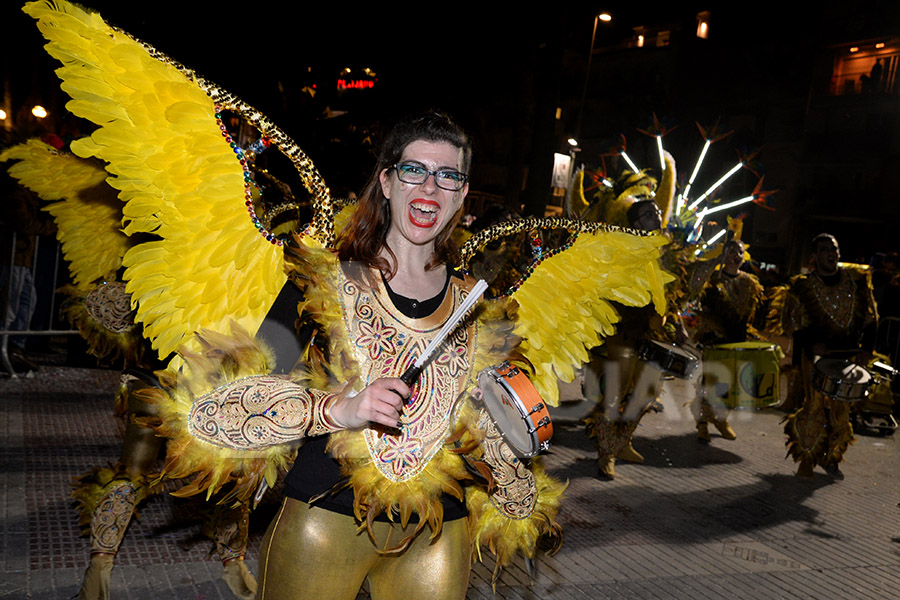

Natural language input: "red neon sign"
[337,79,376,90]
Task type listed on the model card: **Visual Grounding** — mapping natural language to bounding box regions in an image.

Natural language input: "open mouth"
[408,199,440,228]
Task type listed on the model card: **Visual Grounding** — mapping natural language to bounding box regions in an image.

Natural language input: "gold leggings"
[257,498,471,600]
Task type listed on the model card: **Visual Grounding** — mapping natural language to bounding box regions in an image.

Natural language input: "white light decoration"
[701,195,755,216]
[686,161,744,211]
[656,135,665,174]
[681,139,711,204]
[694,227,727,255]
[620,151,640,174]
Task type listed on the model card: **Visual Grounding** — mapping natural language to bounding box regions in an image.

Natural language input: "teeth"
[412,204,437,214]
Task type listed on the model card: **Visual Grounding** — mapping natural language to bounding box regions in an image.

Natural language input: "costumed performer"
[147,108,672,599]
[0,139,258,600]
[774,233,877,479]
[580,161,686,480]
[691,238,767,442]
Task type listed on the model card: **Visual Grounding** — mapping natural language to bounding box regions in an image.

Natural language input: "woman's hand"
[329,378,409,430]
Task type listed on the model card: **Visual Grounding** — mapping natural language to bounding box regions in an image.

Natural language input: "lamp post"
[573,12,611,145]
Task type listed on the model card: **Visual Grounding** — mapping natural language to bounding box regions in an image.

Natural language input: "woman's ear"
[454,182,469,206]
[379,169,392,199]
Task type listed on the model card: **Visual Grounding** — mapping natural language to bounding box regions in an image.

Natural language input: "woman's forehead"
[400,140,464,168]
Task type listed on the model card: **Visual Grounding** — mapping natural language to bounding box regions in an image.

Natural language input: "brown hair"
[336,110,472,279]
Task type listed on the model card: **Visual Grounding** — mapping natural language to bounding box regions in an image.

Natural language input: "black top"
[260,267,468,522]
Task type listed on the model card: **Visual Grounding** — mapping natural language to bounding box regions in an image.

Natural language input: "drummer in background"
[691,239,767,443]
[584,198,670,480]
[778,233,878,480]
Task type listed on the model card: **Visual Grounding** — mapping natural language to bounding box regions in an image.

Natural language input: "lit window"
[829,38,899,95]
[696,11,711,39]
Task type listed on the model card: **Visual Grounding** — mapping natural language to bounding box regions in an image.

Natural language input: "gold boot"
[714,419,737,440]
[76,480,138,600]
[597,456,616,480]
[697,423,711,444]
[617,442,644,463]
[78,553,114,600]
[211,501,256,600]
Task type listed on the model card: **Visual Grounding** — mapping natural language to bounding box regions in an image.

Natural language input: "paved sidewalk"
[2,366,899,599]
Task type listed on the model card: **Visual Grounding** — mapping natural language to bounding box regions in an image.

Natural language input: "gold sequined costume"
[778,268,877,471]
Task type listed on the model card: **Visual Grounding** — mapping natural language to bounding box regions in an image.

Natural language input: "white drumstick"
[400,279,488,390]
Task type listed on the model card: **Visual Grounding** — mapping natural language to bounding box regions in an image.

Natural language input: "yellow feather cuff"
[143,324,297,504]
[466,464,566,579]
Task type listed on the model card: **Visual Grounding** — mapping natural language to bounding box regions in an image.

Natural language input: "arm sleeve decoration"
[144,323,333,502]
[455,401,565,582]
[188,377,344,450]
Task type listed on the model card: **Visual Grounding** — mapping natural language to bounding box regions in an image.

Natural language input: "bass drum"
[701,341,781,409]
[477,362,553,458]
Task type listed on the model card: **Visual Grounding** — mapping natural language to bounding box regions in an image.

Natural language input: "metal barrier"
[1,232,79,377]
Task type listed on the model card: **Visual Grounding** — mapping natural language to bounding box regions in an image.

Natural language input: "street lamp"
[574,12,612,144]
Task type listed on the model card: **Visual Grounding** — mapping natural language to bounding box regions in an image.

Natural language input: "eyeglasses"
[392,162,468,191]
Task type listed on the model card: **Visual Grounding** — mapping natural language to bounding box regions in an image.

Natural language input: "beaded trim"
[458,216,649,270]
[213,106,282,247]
[497,232,578,297]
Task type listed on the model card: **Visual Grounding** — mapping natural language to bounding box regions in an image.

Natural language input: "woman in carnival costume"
[22,2,672,597]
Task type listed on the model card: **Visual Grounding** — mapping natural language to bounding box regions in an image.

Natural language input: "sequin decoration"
[338,270,477,482]
[84,281,136,333]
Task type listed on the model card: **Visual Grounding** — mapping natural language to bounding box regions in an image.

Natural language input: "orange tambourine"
[477,361,553,458]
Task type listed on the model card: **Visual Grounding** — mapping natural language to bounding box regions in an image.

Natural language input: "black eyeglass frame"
[390,162,469,191]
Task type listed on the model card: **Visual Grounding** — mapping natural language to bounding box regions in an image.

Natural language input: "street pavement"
[1,366,898,599]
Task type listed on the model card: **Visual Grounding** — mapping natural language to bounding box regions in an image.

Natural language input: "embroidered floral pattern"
[356,316,398,360]
[339,272,476,482]
[477,409,536,519]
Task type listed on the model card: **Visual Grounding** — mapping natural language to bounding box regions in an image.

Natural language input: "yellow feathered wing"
[512,230,672,405]
[1,139,126,291]
[24,0,288,360]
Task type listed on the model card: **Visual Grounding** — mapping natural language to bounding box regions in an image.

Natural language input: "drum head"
[815,359,872,384]
[478,371,531,455]
[717,341,777,352]
[649,340,695,359]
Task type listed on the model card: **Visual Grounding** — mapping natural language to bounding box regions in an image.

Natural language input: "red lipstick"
[408,199,440,228]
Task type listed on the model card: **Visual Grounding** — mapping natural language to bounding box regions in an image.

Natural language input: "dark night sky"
[7,1,896,123]
[4,2,900,200]
[3,2,720,116]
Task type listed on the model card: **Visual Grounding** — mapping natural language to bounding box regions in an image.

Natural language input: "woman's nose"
[420,172,438,193]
